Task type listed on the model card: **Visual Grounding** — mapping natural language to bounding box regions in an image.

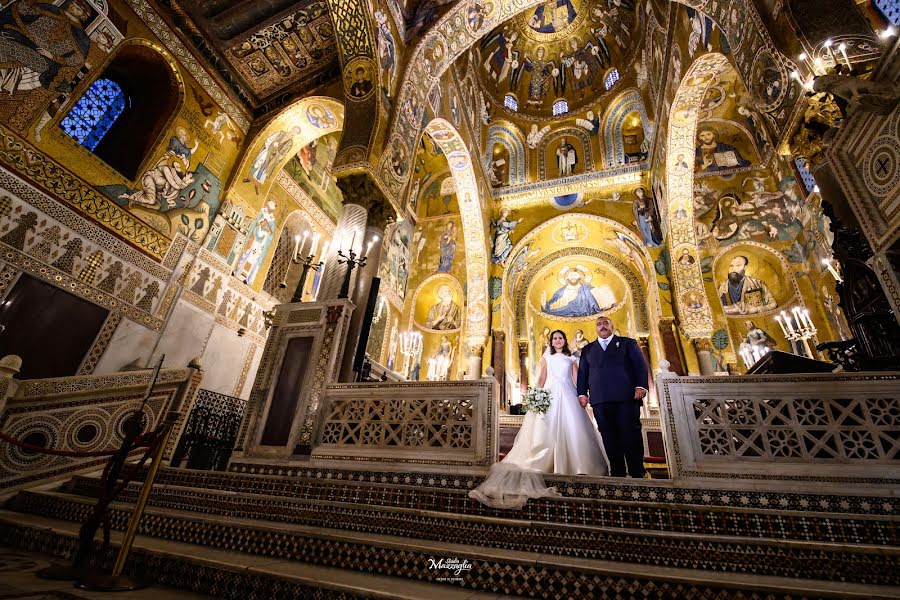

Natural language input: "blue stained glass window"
[794,157,817,194]
[552,98,568,116]
[874,0,899,25]
[604,68,620,90]
[60,79,127,150]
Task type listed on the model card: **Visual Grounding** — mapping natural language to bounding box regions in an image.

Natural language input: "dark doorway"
[0,275,109,379]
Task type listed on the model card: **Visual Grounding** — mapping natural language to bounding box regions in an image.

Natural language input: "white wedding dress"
[469,352,609,509]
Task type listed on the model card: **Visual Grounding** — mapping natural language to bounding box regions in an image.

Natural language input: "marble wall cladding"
[0,170,273,399]
[200,324,254,396]
[93,316,161,373]
[151,300,215,370]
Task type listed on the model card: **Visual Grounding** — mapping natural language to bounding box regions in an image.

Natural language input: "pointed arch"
[228,97,344,208]
[603,89,653,167]
[665,52,732,339]
[422,118,489,343]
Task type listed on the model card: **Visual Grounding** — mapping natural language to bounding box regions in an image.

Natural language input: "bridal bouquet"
[523,386,551,414]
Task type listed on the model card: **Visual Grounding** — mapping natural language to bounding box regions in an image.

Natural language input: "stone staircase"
[0,465,898,599]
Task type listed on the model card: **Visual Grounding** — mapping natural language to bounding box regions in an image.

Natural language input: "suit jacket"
[576,335,649,405]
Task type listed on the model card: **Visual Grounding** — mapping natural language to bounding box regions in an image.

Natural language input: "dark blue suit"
[577,335,648,477]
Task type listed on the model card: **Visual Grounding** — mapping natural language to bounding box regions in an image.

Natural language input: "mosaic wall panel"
[0,138,170,261]
[0,366,198,490]
[0,179,174,328]
[78,313,123,375]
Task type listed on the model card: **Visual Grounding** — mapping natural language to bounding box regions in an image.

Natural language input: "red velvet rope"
[0,429,157,457]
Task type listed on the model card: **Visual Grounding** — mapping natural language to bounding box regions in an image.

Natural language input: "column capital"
[336,173,396,230]
[692,338,714,352]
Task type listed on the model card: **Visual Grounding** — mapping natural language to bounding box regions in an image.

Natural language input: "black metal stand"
[337,248,366,300]
[291,254,323,303]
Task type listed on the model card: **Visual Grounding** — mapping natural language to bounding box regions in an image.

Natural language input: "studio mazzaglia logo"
[428,557,473,579]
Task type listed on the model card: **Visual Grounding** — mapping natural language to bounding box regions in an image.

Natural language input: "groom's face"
[596,317,613,339]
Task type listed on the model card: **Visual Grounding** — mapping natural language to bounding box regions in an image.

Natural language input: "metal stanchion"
[76,417,175,591]
[75,360,199,592]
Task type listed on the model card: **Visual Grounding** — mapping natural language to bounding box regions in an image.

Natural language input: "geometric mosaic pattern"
[7,488,899,590]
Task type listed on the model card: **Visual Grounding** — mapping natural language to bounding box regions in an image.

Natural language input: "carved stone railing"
[310,379,497,471]
[0,358,202,492]
[657,371,899,489]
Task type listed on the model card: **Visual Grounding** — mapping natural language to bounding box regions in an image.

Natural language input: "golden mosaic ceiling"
[171,0,339,104]
[476,0,637,117]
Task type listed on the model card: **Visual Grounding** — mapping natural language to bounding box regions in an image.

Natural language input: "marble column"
[466,342,485,380]
[518,341,529,394]
[491,330,506,409]
[331,174,395,382]
[657,317,686,376]
[637,336,657,409]
[693,338,715,376]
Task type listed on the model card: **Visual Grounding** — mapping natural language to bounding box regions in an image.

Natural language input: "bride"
[469,330,608,509]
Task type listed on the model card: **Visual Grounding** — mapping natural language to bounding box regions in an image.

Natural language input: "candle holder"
[775,306,818,359]
[291,254,323,303]
[399,331,422,379]
[336,248,367,300]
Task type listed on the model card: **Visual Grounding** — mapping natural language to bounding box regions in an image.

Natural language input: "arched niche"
[538,128,593,179]
[514,247,650,339]
[62,39,183,181]
[602,89,653,167]
[483,123,526,186]
[408,274,466,381]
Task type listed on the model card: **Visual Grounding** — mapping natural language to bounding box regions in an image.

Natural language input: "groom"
[577,316,649,478]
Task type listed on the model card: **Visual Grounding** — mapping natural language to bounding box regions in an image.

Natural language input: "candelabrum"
[399,331,422,380]
[426,353,453,381]
[337,247,367,300]
[822,257,843,282]
[738,342,770,369]
[291,254,323,303]
[775,306,818,359]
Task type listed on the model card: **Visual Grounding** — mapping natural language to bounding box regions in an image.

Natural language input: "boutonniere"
[616,341,620,348]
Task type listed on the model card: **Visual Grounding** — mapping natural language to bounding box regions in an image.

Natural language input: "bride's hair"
[548,330,572,356]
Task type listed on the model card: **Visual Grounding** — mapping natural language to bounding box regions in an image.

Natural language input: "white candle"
[775,314,786,336]
[350,230,356,251]
[814,58,825,76]
[783,311,796,334]
[803,309,814,329]
[292,235,300,261]
[309,233,320,260]
[824,39,839,68]
[838,43,851,71]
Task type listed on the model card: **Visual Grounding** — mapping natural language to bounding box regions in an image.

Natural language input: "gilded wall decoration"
[422,118,489,342]
[603,89,653,166]
[664,52,731,338]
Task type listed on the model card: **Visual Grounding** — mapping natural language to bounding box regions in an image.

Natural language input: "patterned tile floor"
[0,546,213,600]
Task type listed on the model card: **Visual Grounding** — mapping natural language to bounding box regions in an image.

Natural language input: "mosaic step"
[66,468,899,547]
[60,474,899,574]
[0,511,525,600]
[4,488,899,595]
